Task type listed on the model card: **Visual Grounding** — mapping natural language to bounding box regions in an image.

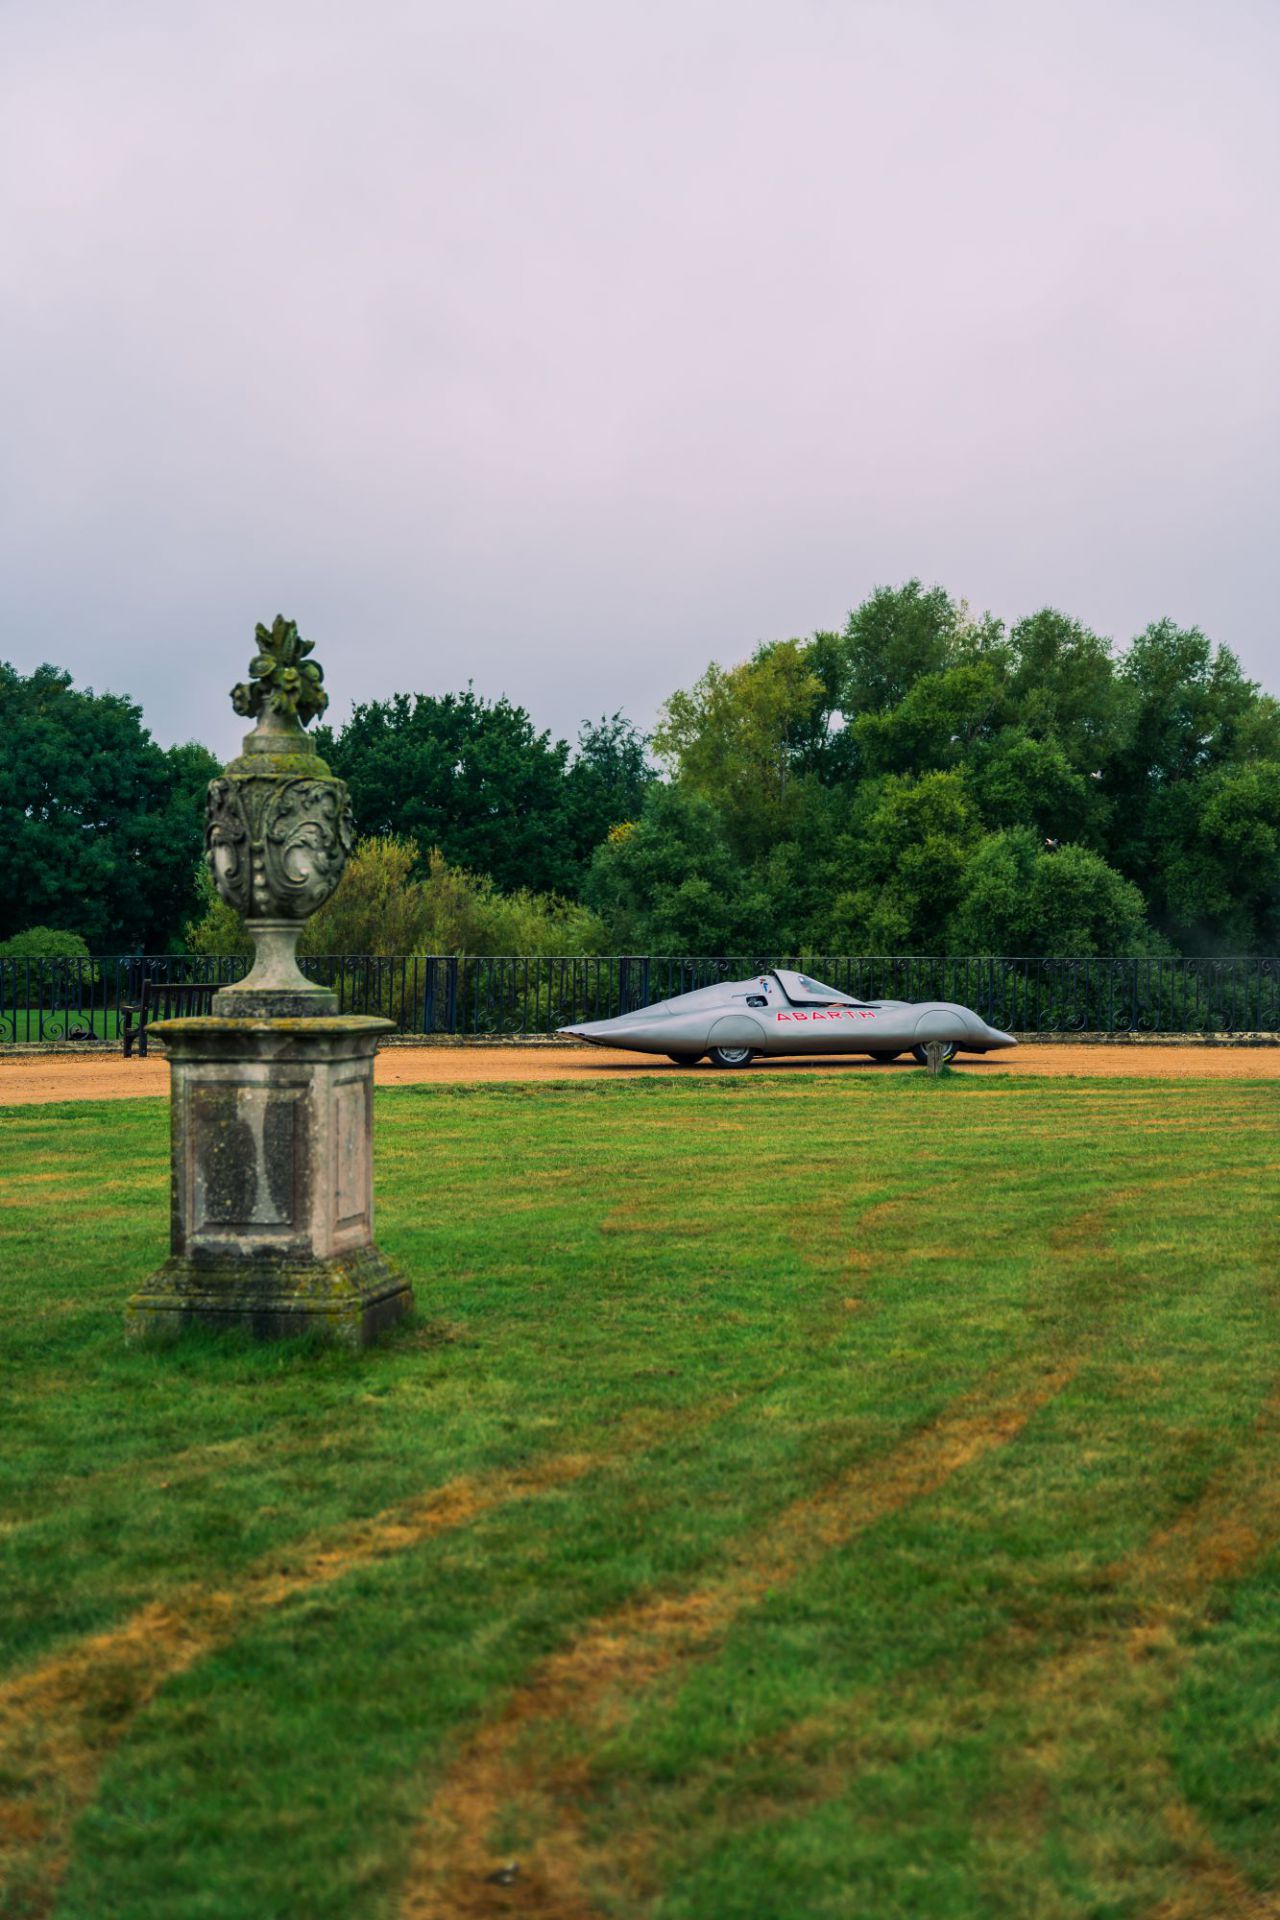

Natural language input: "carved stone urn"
[206,615,353,1015]
[125,617,414,1349]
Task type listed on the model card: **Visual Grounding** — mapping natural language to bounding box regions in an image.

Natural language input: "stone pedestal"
[125,1015,413,1348]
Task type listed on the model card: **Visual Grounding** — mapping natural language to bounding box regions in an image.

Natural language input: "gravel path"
[3,1043,1279,1106]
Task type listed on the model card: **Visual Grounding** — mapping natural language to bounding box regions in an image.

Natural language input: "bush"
[299,840,608,958]
[185,837,609,960]
[946,831,1158,956]
[184,870,252,959]
[0,926,91,961]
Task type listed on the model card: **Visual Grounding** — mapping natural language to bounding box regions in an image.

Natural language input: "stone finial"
[206,615,351,1015]
[231,615,329,728]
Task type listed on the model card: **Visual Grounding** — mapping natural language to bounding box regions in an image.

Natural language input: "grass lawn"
[2,1071,1279,1920]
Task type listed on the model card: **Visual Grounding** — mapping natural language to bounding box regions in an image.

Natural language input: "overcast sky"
[2,0,1277,761]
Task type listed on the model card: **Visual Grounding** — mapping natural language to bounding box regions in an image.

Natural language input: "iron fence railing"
[3,952,1280,1044]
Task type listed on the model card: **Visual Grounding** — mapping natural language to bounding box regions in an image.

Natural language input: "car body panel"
[560,969,1016,1059]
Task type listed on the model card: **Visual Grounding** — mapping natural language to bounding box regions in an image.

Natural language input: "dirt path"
[2,1043,1279,1106]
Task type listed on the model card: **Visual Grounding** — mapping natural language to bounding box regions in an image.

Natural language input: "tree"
[651,639,831,854]
[1117,621,1274,787]
[850,661,1004,777]
[314,689,600,896]
[817,772,981,953]
[835,580,1004,717]
[1104,623,1280,943]
[1143,762,1280,953]
[584,786,775,953]
[187,835,609,959]
[966,730,1100,843]
[184,867,251,959]
[565,713,656,854]
[0,663,218,951]
[1005,609,1129,771]
[298,838,438,956]
[947,832,1154,956]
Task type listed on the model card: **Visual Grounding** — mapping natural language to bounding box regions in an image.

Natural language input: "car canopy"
[772,969,861,1007]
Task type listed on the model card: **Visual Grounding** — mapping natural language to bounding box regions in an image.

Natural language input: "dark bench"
[121,980,217,1057]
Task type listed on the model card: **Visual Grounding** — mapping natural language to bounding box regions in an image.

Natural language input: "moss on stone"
[125,1246,412,1350]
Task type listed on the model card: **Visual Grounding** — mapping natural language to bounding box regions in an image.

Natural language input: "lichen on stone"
[230,615,328,727]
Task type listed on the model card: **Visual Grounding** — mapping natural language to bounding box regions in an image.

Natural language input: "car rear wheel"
[667,1053,703,1067]
[911,1042,957,1066]
[707,1045,754,1069]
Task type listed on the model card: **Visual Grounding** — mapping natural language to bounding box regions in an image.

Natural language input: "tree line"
[4,581,1278,959]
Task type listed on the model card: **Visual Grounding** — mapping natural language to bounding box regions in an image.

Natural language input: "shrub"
[946,831,1158,956]
[186,837,608,960]
[0,926,91,961]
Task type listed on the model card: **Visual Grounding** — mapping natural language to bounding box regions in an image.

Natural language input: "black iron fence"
[3,952,1280,1044]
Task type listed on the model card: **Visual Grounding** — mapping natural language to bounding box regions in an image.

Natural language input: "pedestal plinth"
[125,1015,413,1348]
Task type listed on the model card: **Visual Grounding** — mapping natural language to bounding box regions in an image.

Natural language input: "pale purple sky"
[2,0,1277,760]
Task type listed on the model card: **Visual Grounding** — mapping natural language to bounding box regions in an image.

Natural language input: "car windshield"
[773,969,857,1005]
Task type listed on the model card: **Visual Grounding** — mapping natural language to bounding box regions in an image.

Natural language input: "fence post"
[446,957,458,1034]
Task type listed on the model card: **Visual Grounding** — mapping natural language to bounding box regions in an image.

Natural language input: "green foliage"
[653,639,831,852]
[297,837,440,957]
[838,578,974,713]
[1005,607,1129,768]
[1145,761,1280,953]
[946,830,1156,956]
[184,867,252,958]
[627,583,1277,957]
[0,925,91,961]
[12,580,1279,959]
[0,663,218,951]
[187,835,608,960]
[569,711,656,839]
[966,731,1098,842]
[584,786,764,952]
[313,691,650,898]
[822,772,982,952]
[1104,622,1280,950]
[849,661,1003,777]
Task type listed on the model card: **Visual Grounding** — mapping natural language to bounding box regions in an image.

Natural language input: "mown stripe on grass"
[395,1361,1075,1920]
[394,1137,1207,1916]
[714,1383,1280,1920]
[0,1418,685,1916]
[506,1379,1280,1920]
[1057,1386,1280,1920]
[1151,1800,1280,1920]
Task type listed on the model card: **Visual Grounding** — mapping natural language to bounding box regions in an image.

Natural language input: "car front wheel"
[707,1045,754,1069]
[868,1050,902,1063]
[667,1053,703,1067]
[911,1042,957,1066]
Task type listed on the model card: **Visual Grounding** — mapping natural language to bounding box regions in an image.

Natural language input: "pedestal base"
[126,1243,412,1349]
[125,1013,413,1350]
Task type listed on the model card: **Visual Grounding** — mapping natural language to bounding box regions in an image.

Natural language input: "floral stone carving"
[206,616,353,1014]
[207,776,354,922]
[230,614,329,727]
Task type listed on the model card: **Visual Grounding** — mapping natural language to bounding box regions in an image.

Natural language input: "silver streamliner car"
[560,968,1016,1068]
